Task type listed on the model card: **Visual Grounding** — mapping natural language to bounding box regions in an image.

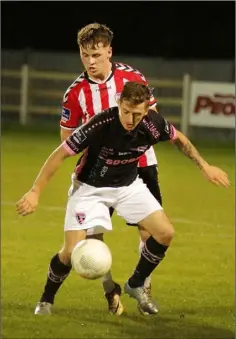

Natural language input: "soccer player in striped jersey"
[35,23,160,316]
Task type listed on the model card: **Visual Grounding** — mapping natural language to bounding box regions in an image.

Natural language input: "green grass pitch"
[1,129,234,338]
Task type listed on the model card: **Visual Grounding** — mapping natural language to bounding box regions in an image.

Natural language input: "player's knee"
[157,225,174,245]
[59,242,79,265]
[60,230,87,264]
[167,226,175,242]
[58,248,72,265]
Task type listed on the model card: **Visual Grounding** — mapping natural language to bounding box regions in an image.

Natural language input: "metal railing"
[1,65,190,131]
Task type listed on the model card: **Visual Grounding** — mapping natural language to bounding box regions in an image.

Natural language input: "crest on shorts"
[76,212,86,224]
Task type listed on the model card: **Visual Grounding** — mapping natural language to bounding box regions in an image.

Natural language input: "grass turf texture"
[1,129,234,338]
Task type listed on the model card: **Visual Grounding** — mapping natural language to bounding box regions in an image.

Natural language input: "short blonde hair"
[77,23,113,48]
[120,82,151,106]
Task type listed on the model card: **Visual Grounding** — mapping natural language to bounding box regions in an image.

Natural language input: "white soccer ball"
[71,239,112,280]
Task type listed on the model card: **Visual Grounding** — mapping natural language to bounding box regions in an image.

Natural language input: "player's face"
[80,43,112,79]
[118,100,149,131]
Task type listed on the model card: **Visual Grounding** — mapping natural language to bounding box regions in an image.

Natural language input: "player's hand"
[16,190,39,216]
[201,165,230,188]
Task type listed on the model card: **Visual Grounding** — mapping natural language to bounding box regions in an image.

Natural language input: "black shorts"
[109,165,162,226]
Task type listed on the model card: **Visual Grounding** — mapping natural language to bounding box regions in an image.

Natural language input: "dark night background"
[1,1,235,59]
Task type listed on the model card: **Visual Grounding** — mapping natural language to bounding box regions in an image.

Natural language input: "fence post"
[181,73,191,136]
[19,64,29,126]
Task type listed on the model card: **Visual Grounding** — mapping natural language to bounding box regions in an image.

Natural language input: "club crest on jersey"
[115,93,121,101]
[61,107,71,121]
[76,212,86,224]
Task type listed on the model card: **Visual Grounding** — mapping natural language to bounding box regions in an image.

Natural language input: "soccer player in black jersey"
[17,82,230,316]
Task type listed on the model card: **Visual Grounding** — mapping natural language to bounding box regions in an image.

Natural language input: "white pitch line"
[2,200,232,230]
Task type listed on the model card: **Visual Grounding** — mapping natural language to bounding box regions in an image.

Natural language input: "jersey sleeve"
[148,110,177,142]
[62,113,104,155]
[132,72,157,108]
[60,88,83,130]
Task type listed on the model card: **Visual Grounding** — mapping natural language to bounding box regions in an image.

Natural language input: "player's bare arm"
[172,130,230,188]
[16,145,71,216]
[60,127,73,142]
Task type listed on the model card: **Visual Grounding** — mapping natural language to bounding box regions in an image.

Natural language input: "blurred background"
[1,1,235,142]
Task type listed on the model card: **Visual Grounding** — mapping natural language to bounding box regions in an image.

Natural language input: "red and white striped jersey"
[60,62,158,167]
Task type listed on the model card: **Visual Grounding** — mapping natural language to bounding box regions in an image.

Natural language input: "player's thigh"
[64,186,112,237]
[116,177,162,226]
[138,165,162,205]
[139,210,174,245]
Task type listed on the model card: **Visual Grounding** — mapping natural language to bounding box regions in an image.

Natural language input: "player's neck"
[87,62,112,83]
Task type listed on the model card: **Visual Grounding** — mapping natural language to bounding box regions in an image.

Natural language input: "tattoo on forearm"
[174,139,206,169]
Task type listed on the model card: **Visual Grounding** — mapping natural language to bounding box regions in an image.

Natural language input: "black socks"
[128,236,168,288]
[40,254,72,304]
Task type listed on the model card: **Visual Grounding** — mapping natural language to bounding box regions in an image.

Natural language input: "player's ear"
[108,47,112,58]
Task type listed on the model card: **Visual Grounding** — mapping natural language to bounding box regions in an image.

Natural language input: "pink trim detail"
[62,141,76,155]
[171,125,177,140]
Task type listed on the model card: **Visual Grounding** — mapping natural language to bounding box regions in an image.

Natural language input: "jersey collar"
[84,63,116,84]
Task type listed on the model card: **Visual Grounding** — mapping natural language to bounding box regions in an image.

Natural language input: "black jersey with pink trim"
[63,108,176,188]
[60,62,158,168]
